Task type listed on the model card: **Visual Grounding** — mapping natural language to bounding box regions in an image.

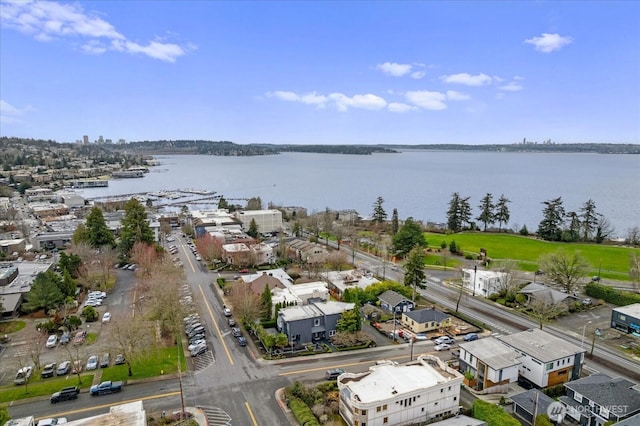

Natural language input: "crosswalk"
[200,405,232,426]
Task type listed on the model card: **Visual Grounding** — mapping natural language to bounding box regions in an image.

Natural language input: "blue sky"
[1,1,639,145]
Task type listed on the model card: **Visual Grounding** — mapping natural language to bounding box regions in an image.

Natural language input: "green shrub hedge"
[472,399,520,426]
[289,397,320,426]
[585,282,640,306]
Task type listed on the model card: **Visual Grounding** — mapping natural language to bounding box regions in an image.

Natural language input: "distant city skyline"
[1,1,639,145]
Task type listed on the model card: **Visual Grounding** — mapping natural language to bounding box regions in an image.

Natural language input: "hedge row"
[289,397,320,426]
[472,399,520,426]
[585,282,640,306]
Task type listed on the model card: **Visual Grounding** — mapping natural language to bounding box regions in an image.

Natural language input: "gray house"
[511,389,555,426]
[277,300,355,347]
[559,373,640,425]
[378,290,414,314]
[611,303,640,335]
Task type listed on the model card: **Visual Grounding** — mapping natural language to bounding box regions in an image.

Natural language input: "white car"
[37,418,68,426]
[102,312,111,323]
[86,355,98,370]
[435,343,451,351]
[45,334,58,348]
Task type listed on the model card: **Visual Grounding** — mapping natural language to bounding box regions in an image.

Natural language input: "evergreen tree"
[537,197,565,241]
[72,223,90,245]
[391,217,425,256]
[391,208,399,235]
[372,196,387,224]
[85,206,115,248]
[579,199,598,242]
[118,198,155,260]
[22,271,64,312]
[404,245,426,302]
[476,193,495,231]
[261,287,273,320]
[563,211,581,242]
[447,193,471,232]
[59,252,82,278]
[247,218,259,238]
[495,194,511,231]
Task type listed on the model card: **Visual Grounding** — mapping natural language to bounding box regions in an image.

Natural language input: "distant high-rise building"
[105,139,113,144]
[83,135,89,144]
[76,139,82,144]
[118,138,126,144]
[98,136,104,144]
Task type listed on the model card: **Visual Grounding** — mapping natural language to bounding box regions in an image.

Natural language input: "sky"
[1,1,639,145]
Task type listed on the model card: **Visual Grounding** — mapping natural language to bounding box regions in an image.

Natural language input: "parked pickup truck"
[50,386,80,403]
[89,380,123,396]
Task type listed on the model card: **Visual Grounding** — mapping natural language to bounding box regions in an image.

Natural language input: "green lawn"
[424,232,639,280]
[0,320,26,335]
[0,375,94,403]
[100,345,187,382]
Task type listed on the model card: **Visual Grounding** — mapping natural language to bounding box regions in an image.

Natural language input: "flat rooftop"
[498,329,584,363]
[613,303,640,318]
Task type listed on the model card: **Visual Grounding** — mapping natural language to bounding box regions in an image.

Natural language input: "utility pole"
[472,265,477,297]
[178,349,185,420]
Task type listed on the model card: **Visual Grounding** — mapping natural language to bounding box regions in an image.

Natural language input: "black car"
[236,335,247,346]
[41,363,57,378]
[50,386,80,403]
[189,333,205,344]
[114,354,126,365]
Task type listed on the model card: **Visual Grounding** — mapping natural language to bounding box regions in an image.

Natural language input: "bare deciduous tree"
[493,259,522,298]
[528,298,563,330]
[538,249,590,295]
[143,263,185,339]
[229,282,264,325]
[326,250,347,271]
[109,318,153,377]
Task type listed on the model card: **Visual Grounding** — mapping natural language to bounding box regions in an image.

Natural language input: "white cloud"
[376,62,413,77]
[388,102,416,113]
[441,73,493,86]
[499,82,523,92]
[267,91,327,107]
[0,0,193,62]
[446,90,470,101]
[410,70,426,80]
[525,33,573,53]
[405,91,447,110]
[0,100,35,124]
[268,91,386,111]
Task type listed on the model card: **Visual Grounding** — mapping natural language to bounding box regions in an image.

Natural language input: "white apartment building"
[234,209,283,234]
[498,329,585,388]
[338,355,464,426]
[462,268,506,297]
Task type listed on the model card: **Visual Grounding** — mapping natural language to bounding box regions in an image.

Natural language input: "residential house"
[401,308,452,333]
[559,374,640,426]
[519,282,578,310]
[0,238,26,255]
[325,269,379,299]
[498,328,585,388]
[458,337,521,393]
[276,300,354,346]
[338,355,464,426]
[378,290,415,314]
[511,389,556,426]
[222,242,252,266]
[611,303,640,335]
[462,268,506,297]
[286,239,329,264]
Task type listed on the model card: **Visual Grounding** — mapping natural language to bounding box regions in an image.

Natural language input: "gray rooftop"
[459,337,522,370]
[613,303,640,318]
[563,373,640,413]
[404,308,450,324]
[498,328,584,362]
[511,389,555,417]
[378,290,411,307]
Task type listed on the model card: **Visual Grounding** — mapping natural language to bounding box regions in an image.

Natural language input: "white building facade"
[234,209,283,234]
[338,355,463,426]
[462,268,507,297]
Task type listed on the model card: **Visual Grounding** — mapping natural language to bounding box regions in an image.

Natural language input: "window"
[361,410,367,415]
[441,389,444,393]
[454,396,457,401]
[376,406,381,412]
[314,319,320,326]
[546,363,553,371]
[600,406,610,418]
[574,392,583,403]
[329,330,336,337]
[383,418,388,424]
[383,404,387,410]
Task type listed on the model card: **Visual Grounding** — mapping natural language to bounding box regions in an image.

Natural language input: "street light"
[581,321,592,349]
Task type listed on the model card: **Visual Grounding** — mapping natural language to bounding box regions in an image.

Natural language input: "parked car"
[14,366,33,385]
[86,355,98,370]
[114,354,126,365]
[102,312,111,323]
[414,333,428,341]
[188,339,206,351]
[236,335,247,346]
[56,361,71,376]
[582,298,593,306]
[59,332,71,345]
[224,307,232,317]
[46,334,58,348]
[435,343,451,351]
[325,368,345,380]
[231,327,242,337]
[227,317,236,327]
[72,330,87,345]
[50,386,80,403]
[100,353,110,368]
[463,333,479,341]
[190,343,207,357]
[90,380,123,396]
[434,336,454,345]
[41,362,57,378]
[187,326,206,338]
[36,418,68,425]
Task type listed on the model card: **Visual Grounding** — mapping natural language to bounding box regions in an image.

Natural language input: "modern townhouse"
[458,337,521,393]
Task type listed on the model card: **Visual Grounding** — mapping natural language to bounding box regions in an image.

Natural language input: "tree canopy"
[391,217,425,257]
[22,271,65,312]
[538,249,591,294]
[118,198,155,260]
[85,206,115,248]
[403,245,426,302]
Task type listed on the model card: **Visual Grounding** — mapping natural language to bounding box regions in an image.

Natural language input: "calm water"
[77,151,640,237]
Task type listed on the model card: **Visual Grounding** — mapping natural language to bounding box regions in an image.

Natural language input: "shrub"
[543,384,565,398]
[515,294,527,304]
[289,397,320,426]
[82,306,98,322]
[585,282,640,306]
[473,399,520,426]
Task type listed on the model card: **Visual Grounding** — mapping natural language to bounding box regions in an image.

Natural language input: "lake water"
[76,151,640,237]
